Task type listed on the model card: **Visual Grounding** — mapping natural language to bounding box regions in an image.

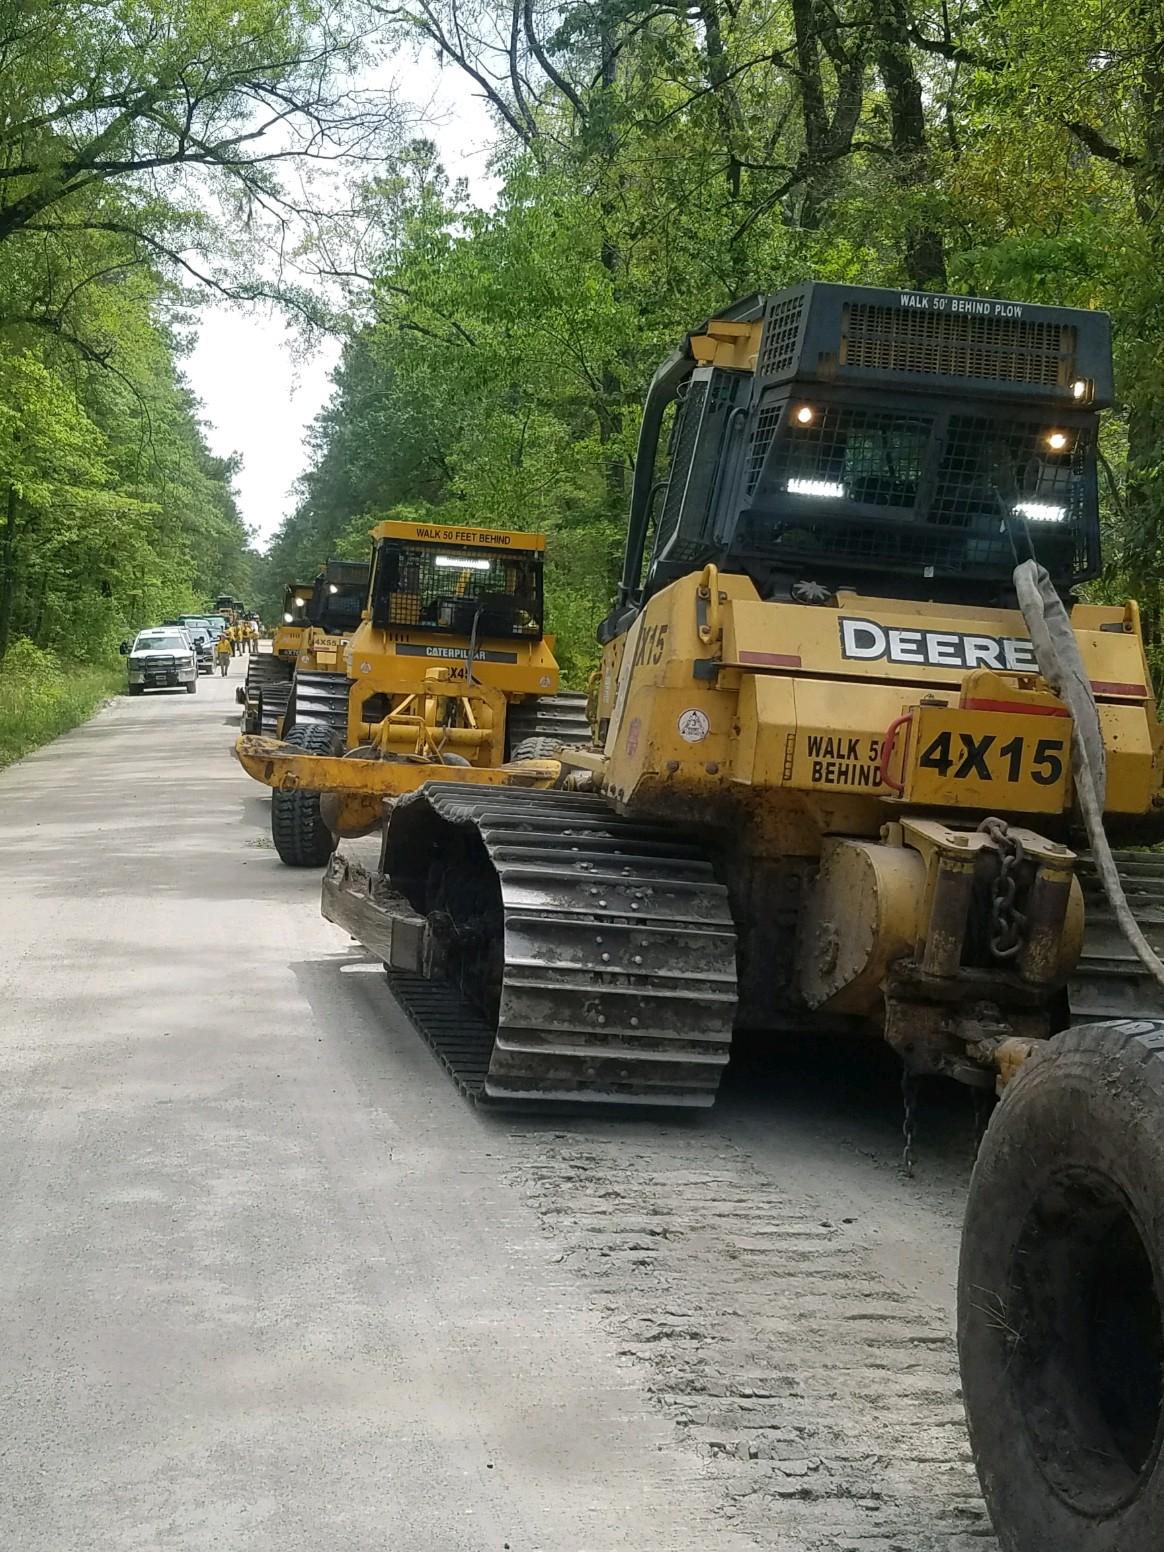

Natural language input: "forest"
[2,0,1163,710]
[0,0,390,756]
[262,0,1164,684]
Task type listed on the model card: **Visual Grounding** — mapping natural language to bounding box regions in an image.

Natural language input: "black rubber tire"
[958,1019,1164,1551]
[185,679,197,694]
[270,721,342,868]
[510,736,561,762]
[128,684,144,696]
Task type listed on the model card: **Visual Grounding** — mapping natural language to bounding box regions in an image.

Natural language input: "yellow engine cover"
[598,572,1163,846]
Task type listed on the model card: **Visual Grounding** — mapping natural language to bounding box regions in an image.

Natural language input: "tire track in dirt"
[508,1128,998,1552]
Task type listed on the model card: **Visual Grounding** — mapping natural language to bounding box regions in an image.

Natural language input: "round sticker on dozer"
[677,708,710,743]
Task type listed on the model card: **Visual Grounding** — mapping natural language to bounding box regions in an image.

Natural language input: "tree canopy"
[263,0,1164,683]
[0,0,396,659]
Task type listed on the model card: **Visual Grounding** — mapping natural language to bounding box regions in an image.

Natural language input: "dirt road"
[0,667,995,1550]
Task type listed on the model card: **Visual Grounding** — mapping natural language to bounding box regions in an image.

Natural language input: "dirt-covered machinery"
[318,282,1164,1550]
[234,521,590,866]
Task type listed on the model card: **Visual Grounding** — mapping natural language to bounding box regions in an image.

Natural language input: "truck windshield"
[134,632,187,651]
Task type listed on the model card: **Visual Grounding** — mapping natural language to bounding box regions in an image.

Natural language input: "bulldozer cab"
[281,583,313,625]
[306,560,370,637]
[367,523,544,641]
[607,284,1112,632]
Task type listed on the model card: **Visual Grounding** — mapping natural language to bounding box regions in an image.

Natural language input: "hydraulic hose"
[1013,559,1164,991]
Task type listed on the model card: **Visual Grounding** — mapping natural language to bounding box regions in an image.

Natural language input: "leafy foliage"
[0,0,396,687]
[0,639,121,768]
[268,0,1164,679]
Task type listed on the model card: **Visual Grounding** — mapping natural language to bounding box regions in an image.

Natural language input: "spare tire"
[270,721,343,867]
[958,1019,1164,1551]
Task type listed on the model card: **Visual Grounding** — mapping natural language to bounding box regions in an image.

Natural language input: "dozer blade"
[328,784,739,1112]
[234,735,560,795]
[1070,850,1164,1021]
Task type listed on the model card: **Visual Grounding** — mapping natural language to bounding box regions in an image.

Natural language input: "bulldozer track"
[257,682,292,736]
[287,668,350,738]
[242,654,292,734]
[507,690,592,749]
[383,783,737,1108]
[1070,849,1164,1022]
[385,972,515,1105]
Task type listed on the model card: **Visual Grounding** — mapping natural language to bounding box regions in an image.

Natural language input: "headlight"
[1014,500,1066,524]
[283,612,293,623]
[787,477,844,498]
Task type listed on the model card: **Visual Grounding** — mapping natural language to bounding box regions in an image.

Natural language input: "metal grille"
[767,404,934,509]
[931,417,1090,531]
[746,403,783,493]
[380,542,542,637]
[758,292,806,381]
[748,406,1095,580]
[842,304,1076,389]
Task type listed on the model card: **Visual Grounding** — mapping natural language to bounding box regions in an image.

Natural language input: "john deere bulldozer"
[234,521,589,866]
[317,282,1164,1551]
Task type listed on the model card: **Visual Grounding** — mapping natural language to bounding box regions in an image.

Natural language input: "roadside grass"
[0,639,123,769]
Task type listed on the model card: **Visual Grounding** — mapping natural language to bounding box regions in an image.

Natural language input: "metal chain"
[978,816,1027,959]
[901,1066,919,1179]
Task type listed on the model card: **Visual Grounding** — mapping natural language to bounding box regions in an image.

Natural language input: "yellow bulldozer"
[238,581,314,723]
[239,563,368,743]
[314,282,1164,1552]
[235,520,590,866]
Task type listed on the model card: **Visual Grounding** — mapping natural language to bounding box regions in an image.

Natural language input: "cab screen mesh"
[745,403,1097,581]
[377,542,543,637]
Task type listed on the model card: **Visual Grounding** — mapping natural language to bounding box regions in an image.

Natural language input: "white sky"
[184,61,500,547]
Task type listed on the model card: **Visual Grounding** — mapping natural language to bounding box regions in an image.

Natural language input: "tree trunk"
[0,487,18,660]
[873,0,946,288]
[1124,9,1164,601]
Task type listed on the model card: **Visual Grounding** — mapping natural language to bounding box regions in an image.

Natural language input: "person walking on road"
[216,633,233,676]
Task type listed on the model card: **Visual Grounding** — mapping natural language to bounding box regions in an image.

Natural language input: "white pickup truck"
[121,627,199,695]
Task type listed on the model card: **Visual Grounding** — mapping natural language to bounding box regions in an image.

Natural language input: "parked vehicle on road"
[120,627,198,694]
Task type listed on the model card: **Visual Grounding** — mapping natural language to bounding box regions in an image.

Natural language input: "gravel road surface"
[0,667,995,1550]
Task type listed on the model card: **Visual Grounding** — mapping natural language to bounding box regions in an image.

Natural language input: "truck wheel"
[128,684,144,696]
[958,1020,1164,1551]
[186,679,197,694]
[270,722,342,868]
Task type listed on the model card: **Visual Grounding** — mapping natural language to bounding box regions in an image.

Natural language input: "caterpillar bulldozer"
[238,581,314,724]
[315,282,1164,1551]
[239,557,368,745]
[234,521,590,866]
